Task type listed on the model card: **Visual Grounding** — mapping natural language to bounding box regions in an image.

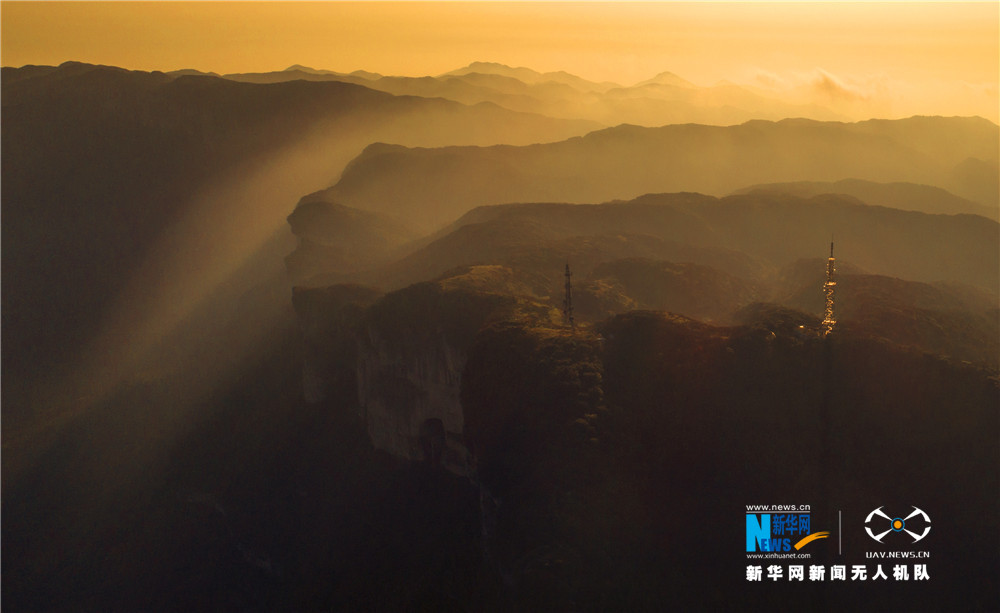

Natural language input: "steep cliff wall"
[356,280,525,474]
[356,325,469,472]
[294,271,527,475]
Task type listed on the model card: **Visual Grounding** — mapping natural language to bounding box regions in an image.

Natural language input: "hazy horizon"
[4,3,998,611]
[2,2,998,122]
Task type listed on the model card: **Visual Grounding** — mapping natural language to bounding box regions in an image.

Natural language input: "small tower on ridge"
[563,262,575,331]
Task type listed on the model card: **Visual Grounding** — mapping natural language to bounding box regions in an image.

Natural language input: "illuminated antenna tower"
[822,242,837,336]
[563,262,575,331]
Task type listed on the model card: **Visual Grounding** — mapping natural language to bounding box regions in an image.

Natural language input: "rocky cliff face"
[356,325,470,474]
[294,273,526,475]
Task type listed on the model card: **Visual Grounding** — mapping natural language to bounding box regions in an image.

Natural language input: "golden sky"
[2,2,998,120]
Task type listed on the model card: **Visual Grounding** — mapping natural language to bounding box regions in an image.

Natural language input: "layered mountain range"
[1,61,595,421]
[290,191,998,365]
[3,60,998,611]
[318,115,999,230]
[220,61,848,127]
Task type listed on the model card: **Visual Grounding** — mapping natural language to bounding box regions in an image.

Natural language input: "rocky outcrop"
[357,324,470,473]
[295,274,524,475]
[356,280,524,474]
[285,197,419,287]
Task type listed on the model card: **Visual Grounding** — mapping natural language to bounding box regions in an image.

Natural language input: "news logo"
[746,506,829,552]
[864,506,931,545]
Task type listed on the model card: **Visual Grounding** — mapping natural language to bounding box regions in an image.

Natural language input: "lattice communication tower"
[822,242,837,336]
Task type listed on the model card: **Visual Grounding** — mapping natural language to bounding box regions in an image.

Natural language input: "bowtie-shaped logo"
[865,506,931,544]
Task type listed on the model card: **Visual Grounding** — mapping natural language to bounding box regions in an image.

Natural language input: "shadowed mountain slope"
[285,196,420,285]
[290,190,998,367]
[318,193,998,295]
[774,259,999,367]
[2,61,595,422]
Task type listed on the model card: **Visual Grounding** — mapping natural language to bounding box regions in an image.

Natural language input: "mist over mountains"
[223,61,849,127]
[733,178,998,220]
[319,116,998,231]
[3,59,998,611]
[1,61,594,419]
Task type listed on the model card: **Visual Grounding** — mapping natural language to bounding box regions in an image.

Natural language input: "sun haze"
[1,1,997,121]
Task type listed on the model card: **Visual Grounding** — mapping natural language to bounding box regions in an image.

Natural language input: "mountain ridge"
[320,115,999,231]
[733,178,998,219]
[1,60,598,421]
[291,193,998,315]
[171,61,857,127]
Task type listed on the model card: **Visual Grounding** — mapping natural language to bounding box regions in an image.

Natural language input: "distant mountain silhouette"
[283,64,339,75]
[440,62,844,125]
[634,71,697,89]
[322,116,999,231]
[950,156,1000,208]
[220,61,847,127]
[441,61,620,92]
[223,68,351,84]
[733,178,998,219]
[168,68,221,78]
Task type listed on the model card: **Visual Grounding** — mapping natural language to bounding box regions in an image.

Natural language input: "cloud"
[731,67,994,122]
[750,69,788,90]
[811,69,867,102]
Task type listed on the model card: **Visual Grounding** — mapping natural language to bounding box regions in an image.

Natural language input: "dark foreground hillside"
[6,279,994,611]
[462,311,998,611]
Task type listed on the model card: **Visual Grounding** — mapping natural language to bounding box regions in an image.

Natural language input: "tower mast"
[822,242,836,336]
[563,263,575,331]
